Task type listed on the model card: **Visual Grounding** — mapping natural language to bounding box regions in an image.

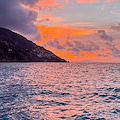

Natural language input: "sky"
[0,0,120,62]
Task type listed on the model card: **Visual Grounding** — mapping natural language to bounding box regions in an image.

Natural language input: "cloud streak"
[38,14,64,24]
[76,0,99,3]
[76,0,115,4]
[111,11,120,15]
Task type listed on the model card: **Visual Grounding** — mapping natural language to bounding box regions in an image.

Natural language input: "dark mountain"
[0,27,67,62]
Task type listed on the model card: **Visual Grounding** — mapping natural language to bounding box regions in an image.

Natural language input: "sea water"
[0,63,120,120]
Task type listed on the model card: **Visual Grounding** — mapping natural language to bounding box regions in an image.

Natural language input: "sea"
[0,62,120,120]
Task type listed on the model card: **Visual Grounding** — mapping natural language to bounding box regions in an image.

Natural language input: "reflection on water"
[0,63,120,120]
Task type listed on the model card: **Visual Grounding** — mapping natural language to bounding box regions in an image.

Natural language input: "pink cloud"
[77,0,99,3]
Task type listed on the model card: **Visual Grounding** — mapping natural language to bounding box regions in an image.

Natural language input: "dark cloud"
[98,30,113,42]
[111,47,120,58]
[106,42,120,58]
[97,53,109,57]
[74,40,99,52]
[20,0,39,6]
[47,38,99,56]
[47,39,64,49]
[0,0,40,40]
[67,40,99,55]
[111,24,120,31]
[80,54,85,56]
[71,47,80,55]
[66,40,73,47]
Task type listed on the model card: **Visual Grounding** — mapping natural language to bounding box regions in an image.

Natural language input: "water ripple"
[0,63,120,119]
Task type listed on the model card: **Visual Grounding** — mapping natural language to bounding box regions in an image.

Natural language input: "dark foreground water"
[0,63,120,120]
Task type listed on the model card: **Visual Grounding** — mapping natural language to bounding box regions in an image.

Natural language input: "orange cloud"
[55,51,81,61]
[111,11,120,15]
[37,25,98,41]
[77,0,99,3]
[116,46,120,49]
[36,0,63,9]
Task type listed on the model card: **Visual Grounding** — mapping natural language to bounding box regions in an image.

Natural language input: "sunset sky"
[0,0,120,62]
